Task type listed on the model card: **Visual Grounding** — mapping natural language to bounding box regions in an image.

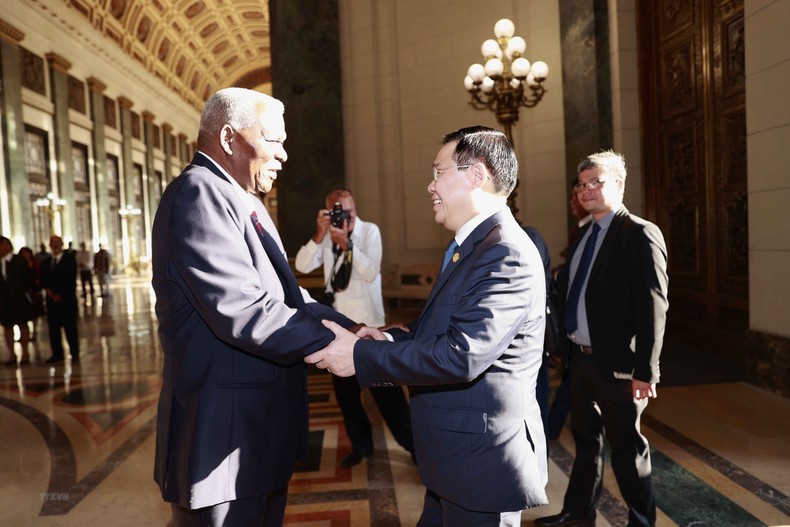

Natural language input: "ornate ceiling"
[44,0,271,111]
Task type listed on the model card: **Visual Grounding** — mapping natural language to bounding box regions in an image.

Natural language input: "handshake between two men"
[304,321,403,377]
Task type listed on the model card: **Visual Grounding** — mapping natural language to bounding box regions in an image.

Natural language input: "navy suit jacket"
[152,154,354,509]
[355,209,548,512]
[558,206,668,383]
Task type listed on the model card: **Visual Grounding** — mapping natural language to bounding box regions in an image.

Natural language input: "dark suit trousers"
[170,486,287,527]
[563,350,656,527]
[417,489,522,526]
[46,299,80,359]
[331,374,413,455]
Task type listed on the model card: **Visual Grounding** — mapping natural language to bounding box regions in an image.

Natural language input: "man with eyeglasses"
[305,126,549,526]
[535,151,668,527]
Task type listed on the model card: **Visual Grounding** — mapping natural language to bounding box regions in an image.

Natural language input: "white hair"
[198,87,284,146]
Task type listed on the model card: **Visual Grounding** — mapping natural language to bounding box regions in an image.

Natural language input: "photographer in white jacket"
[295,189,414,467]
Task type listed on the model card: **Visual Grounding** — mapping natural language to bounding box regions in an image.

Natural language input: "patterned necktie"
[564,222,601,335]
[251,210,264,236]
[441,240,459,273]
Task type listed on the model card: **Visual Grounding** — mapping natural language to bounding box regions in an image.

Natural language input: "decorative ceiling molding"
[35,0,270,111]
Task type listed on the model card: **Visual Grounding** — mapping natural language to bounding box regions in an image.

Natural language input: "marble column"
[559,0,613,233]
[87,77,110,247]
[177,133,188,166]
[142,111,157,236]
[117,96,135,208]
[0,19,32,244]
[46,52,76,242]
[269,0,345,255]
[161,123,173,182]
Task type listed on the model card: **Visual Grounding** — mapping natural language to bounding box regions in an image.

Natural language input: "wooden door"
[638,0,748,359]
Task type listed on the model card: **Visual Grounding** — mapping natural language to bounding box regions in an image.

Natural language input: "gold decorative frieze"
[0,19,25,45]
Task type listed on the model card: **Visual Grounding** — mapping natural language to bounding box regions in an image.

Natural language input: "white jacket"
[294,217,385,327]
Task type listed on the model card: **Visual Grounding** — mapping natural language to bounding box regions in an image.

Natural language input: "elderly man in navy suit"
[307,126,549,526]
[151,88,358,527]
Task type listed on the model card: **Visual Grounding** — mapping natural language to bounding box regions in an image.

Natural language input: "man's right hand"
[312,208,332,243]
[304,320,359,377]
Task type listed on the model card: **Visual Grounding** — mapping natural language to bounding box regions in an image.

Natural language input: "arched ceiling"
[44,0,271,110]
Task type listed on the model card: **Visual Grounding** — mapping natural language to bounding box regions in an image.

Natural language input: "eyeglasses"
[573,179,608,192]
[433,164,471,181]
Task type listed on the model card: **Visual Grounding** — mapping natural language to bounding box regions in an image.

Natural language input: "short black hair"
[442,126,518,196]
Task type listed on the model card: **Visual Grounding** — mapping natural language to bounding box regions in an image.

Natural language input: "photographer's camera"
[328,201,350,229]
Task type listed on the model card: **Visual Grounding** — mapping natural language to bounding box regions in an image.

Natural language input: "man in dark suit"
[151,87,357,527]
[40,235,80,363]
[307,126,549,526]
[535,151,669,527]
[0,236,35,365]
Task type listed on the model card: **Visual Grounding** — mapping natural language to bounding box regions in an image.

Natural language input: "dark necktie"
[250,211,304,308]
[441,240,459,273]
[564,223,601,335]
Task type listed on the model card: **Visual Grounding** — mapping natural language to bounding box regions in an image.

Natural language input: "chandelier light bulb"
[526,72,538,87]
[510,78,521,90]
[493,18,515,39]
[481,77,495,93]
[511,57,531,78]
[484,58,504,77]
[464,75,475,91]
[506,36,527,59]
[531,60,549,81]
[467,63,486,82]
[481,39,500,59]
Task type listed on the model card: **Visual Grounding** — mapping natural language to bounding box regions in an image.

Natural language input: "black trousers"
[46,298,80,359]
[417,489,522,527]
[563,350,656,527]
[170,486,288,527]
[79,270,94,297]
[331,374,413,455]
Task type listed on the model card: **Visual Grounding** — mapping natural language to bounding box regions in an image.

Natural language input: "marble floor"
[0,276,788,526]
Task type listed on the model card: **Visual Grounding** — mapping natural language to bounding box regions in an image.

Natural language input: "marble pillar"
[269,0,345,255]
[559,0,613,235]
[87,77,110,247]
[45,52,76,242]
[142,111,157,238]
[0,20,32,244]
[162,123,173,182]
[117,97,135,209]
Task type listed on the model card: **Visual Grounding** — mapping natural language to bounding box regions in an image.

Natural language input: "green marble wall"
[559,0,613,236]
[269,0,346,255]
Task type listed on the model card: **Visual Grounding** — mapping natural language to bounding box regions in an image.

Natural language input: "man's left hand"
[305,320,358,377]
[633,380,657,400]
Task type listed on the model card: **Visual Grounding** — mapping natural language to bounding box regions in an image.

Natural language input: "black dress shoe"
[340,451,370,468]
[534,511,595,527]
[45,356,65,364]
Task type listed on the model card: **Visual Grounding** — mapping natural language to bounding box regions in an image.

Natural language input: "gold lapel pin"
[452,253,460,263]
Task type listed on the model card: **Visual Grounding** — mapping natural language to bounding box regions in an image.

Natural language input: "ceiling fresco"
[35,0,271,110]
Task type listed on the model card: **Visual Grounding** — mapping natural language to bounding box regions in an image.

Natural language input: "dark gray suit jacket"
[152,154,353,509]
[558,206,668,383]
[355,209,549,512]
